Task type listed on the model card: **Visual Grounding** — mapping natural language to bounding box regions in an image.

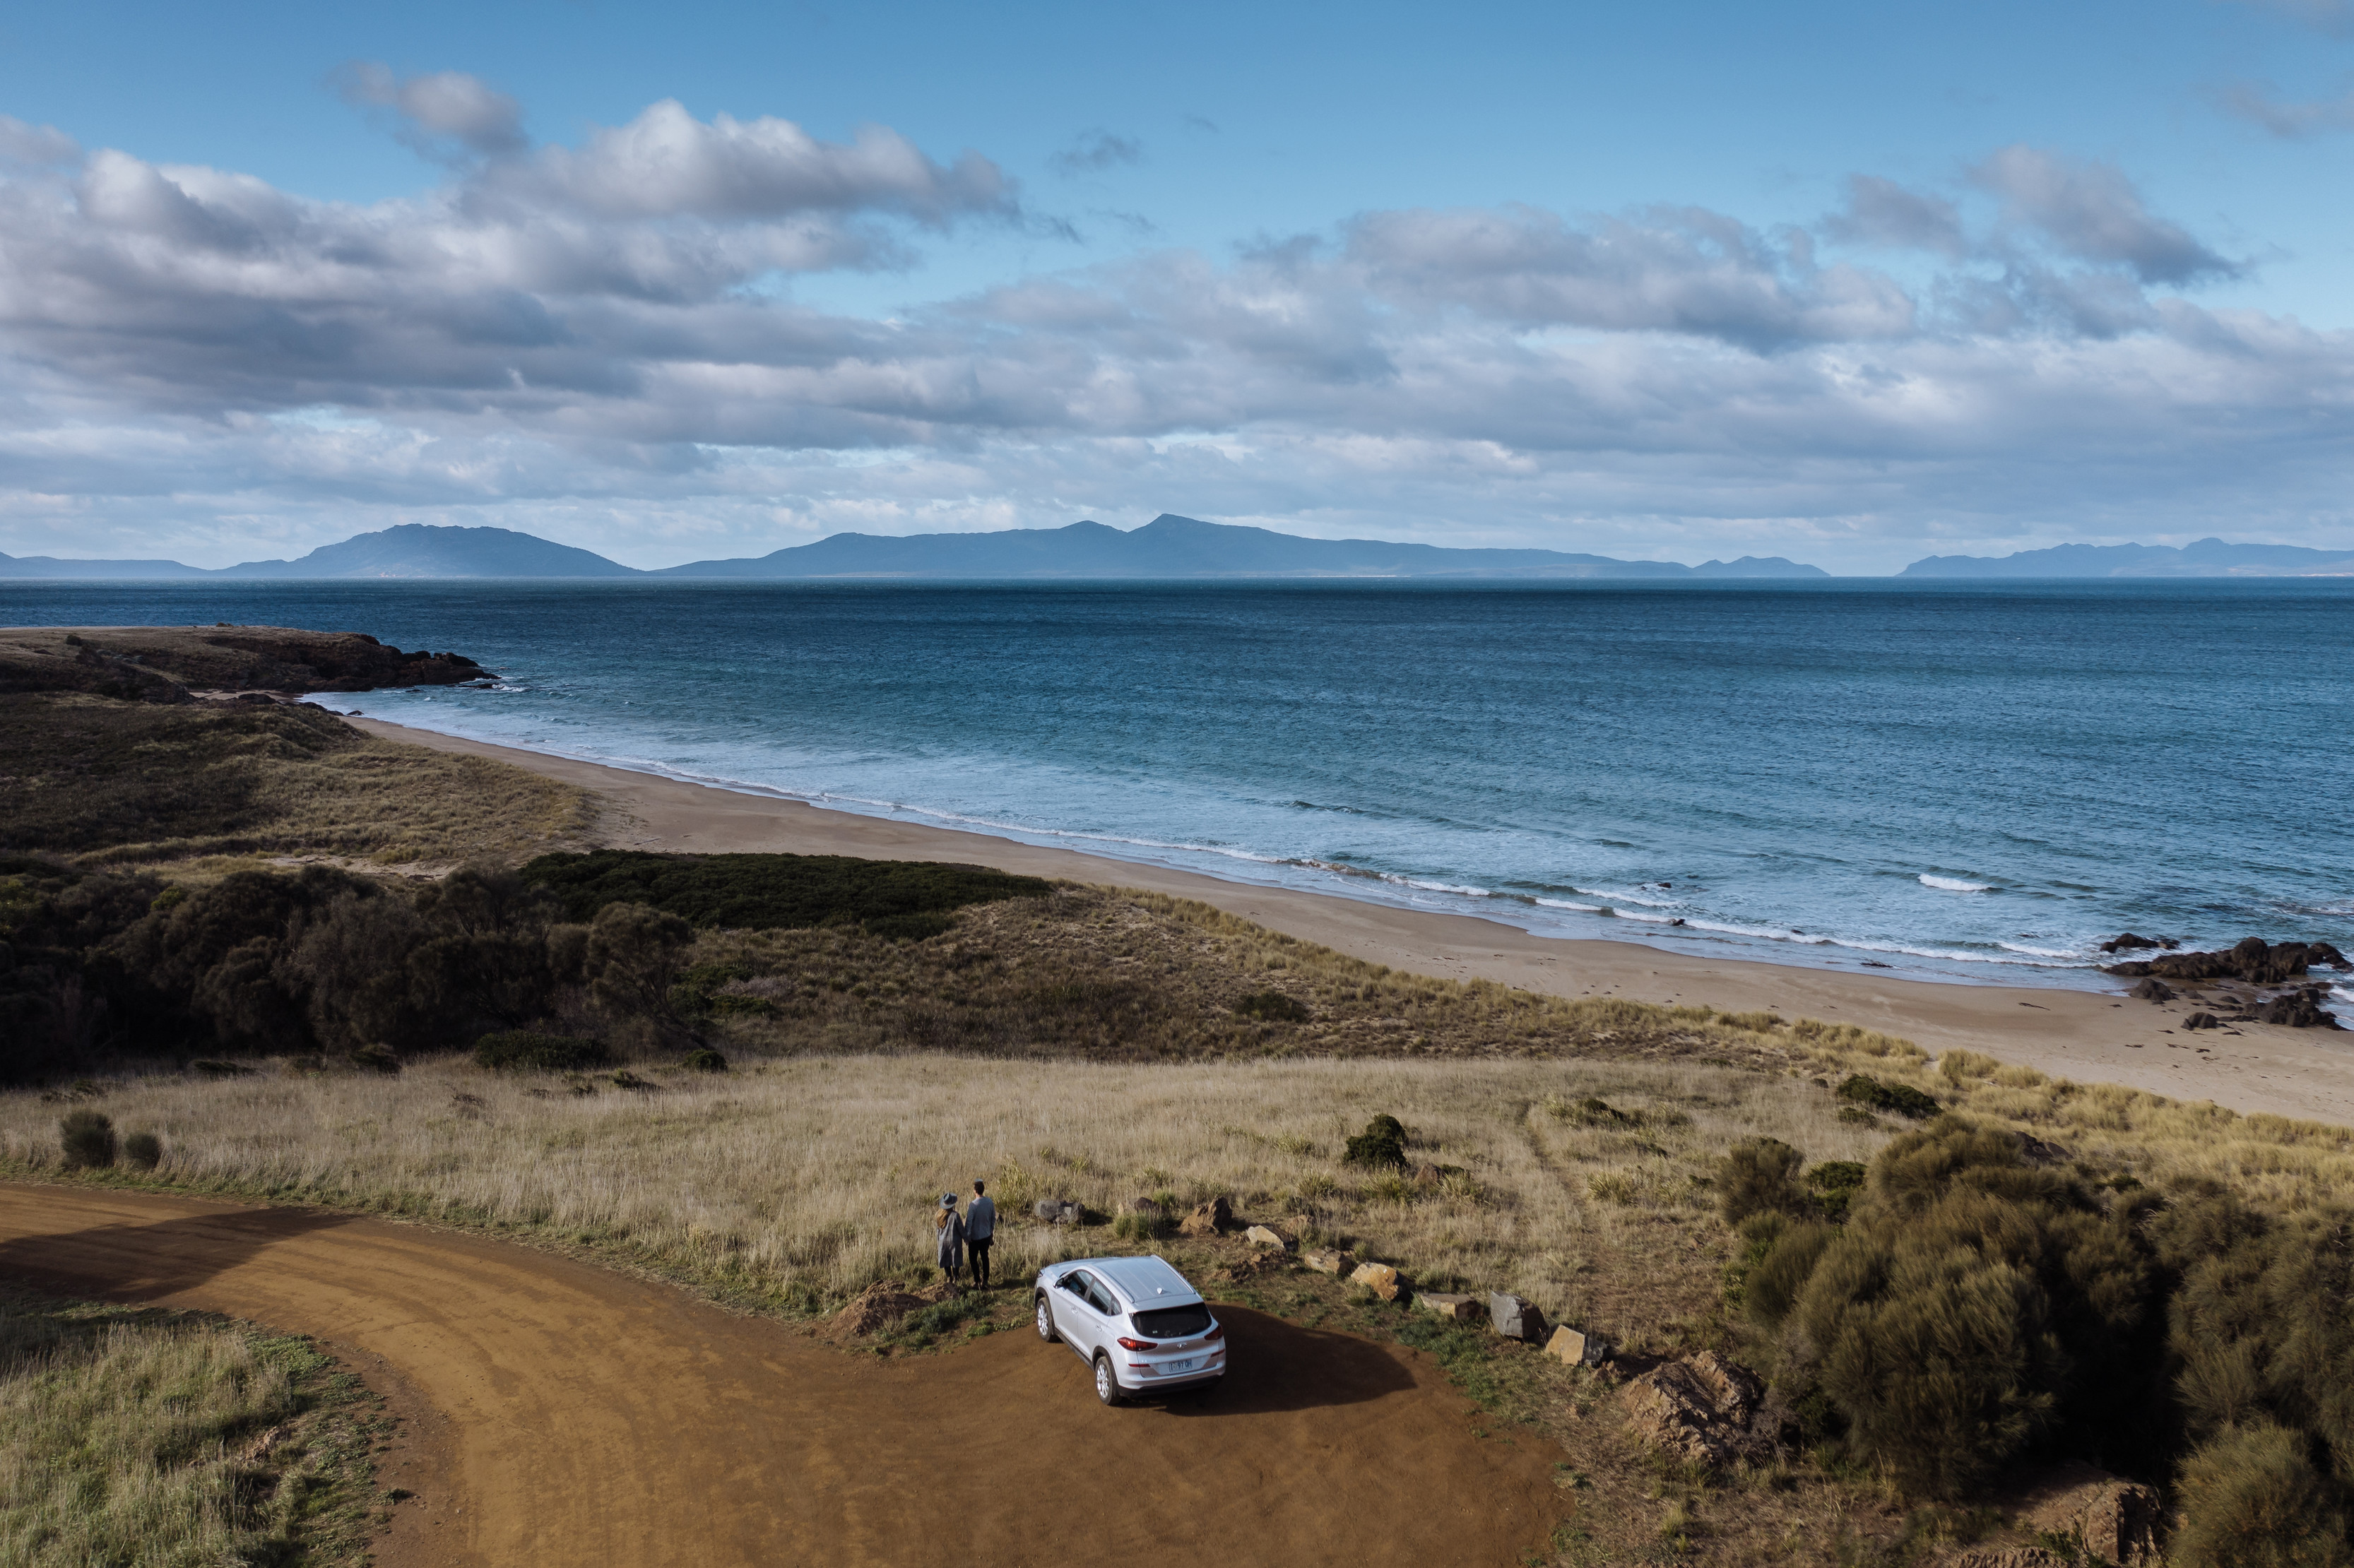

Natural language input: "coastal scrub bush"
[1234,990,1311,1023]
[1343,1114,1408,1170]
[2169,1423,2352,1568]
[1837,1074,1939,1119]
[585,903,694,1030]
[1719,1136,1808,1225]
[519,850,1048,932]
[121,1131,162,1170]
[1807,1160,1867,1221]
[473,1031,608,1071]
[59,1109,116,1169]
[1791,1119,2163,1497]
[2155,1189,2354,1546]
[680,1047,728,1073]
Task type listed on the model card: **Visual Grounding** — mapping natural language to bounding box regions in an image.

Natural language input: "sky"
[3,0,2353,572]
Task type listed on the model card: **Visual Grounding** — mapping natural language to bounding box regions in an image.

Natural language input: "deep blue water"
[8,579,2351,992]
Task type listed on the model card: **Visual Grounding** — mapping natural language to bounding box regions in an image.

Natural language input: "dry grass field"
[0,1287,386,1567]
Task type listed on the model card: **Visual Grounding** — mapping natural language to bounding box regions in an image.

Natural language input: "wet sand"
[352,717,2354,1125]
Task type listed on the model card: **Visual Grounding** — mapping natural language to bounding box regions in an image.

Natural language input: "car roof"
[1087,1254,1204,1309]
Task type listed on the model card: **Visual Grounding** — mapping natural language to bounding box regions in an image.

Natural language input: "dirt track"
[0,1186,1564,1566]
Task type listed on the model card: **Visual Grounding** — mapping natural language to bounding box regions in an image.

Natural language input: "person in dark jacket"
[934,1193,965,1287]
[966,1179,996,1290]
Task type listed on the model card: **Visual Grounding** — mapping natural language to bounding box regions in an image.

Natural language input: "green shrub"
[120,1131,162,1170]
[1808,1160,1868,1222]
[1793,1119,2160,1498]
[2170,1423,2351,1568]
[680,1047,728,1073]
[1343,1113,1408,1170]
[2158,1192,2354,1526]
[473,1031,608,1071]
[1720,1136,1809,1225]
[1745,1218,1837,1330]
[519,850,1048,931]
[59,1109,115,1169]
[1838,1074,1939,1119]
[585,903,694,1028]
[1234,990,1310,1023]
[350,1045,400,1074]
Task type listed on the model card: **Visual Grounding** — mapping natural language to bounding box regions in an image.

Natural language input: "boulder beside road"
[1489,1293,1547,1343]
[1244,1224,1295,1251]
[1303,1248,1356,1275]
[1349,1261,1404,1301]
[1544,1326,1611,1367]
[1414,1293,1486,1324]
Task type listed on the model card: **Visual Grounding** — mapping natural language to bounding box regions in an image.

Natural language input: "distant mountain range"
[0,518,1826,581]
[4,519,2350,582]
[1900,538,2354,578]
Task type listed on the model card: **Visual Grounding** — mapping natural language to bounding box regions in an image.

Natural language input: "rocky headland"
[0,624,490,703]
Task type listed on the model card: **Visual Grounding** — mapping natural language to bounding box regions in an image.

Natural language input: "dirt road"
[0,1186,1564,1566]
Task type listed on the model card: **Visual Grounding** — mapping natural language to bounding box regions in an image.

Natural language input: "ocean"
[8,578,2351,994]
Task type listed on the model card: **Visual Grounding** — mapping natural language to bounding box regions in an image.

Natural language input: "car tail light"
[1116,1336,1156,1351]
[1203,1324,1224,1341]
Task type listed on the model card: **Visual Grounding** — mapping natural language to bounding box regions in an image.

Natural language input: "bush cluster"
[473,1031,608,1071]
[0,857,706,1080]
[1836,1074,1939,1119]
[1233,990,1311,1023]
[1344,1113,1409,1170]
[1720,1116,2354,1558]
[518,850,1048,933]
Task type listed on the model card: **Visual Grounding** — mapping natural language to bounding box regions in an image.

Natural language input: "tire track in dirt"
[0,1186,1565,1566]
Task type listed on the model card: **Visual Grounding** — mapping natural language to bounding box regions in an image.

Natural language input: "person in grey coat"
[934,1193,966,1286]
[965,1179,996,1290]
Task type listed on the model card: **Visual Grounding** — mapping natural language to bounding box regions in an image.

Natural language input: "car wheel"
[1094,1353,1123,1406]
[1034,1293,1058,1343]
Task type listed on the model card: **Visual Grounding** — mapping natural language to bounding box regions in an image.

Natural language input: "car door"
[1055,1271,1100,1362]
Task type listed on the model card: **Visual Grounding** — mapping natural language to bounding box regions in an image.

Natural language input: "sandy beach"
[352,715,2354,1125]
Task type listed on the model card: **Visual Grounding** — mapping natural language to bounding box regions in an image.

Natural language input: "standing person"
[966,1179,996,1290]
[934,1193,965,1289]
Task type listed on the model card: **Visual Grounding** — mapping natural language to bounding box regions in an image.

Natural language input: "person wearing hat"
[966,1179,996,1290]
[934,1192,966,1288]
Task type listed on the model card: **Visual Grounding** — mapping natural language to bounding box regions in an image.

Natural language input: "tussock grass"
[0,1052,1887,1351]
[0,1288,384,1565]
[0,692,592,869]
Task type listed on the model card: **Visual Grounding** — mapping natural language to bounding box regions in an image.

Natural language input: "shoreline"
[350,714,2354,1125]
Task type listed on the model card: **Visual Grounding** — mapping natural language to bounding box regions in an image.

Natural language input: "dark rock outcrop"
[0,625,489,699]
[2255,987,2341,1029]
[2101,933,2177,954]
[2106,937,2348,984]
[2129,978,2175,1002]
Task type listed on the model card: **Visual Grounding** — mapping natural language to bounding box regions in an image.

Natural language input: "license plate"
[1162,1357,1202,1374]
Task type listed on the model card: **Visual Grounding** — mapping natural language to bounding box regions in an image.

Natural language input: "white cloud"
[335,64,528,160]
[0,93,2340,574]
[0,116,79,167]
[1969,145,2239,284]
[2216,77,2354,136]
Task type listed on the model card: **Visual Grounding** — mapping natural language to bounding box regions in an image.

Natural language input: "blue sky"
[2,0,2352,570]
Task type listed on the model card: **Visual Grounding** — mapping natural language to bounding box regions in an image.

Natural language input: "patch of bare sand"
[348,715,2354,1124]
[0,1186,1564,1568]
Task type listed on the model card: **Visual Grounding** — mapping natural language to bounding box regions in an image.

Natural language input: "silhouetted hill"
[0,516,1836,581]
[653,515,1831,579]
[1900,538,2354,578]
[220,525,639,578]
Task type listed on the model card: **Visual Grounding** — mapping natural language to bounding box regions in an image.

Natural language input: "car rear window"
[1132,1303,1213,1339]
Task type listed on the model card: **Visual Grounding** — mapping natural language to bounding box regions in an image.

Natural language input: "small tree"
[122,1131,162,1170]
[1343,1114,1407,1170]
[584,903,694,1031]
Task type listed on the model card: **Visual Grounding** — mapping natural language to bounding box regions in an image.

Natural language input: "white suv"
[1034,1255,1226,1405]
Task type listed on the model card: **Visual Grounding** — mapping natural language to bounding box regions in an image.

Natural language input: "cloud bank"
[0,74,2343,571]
